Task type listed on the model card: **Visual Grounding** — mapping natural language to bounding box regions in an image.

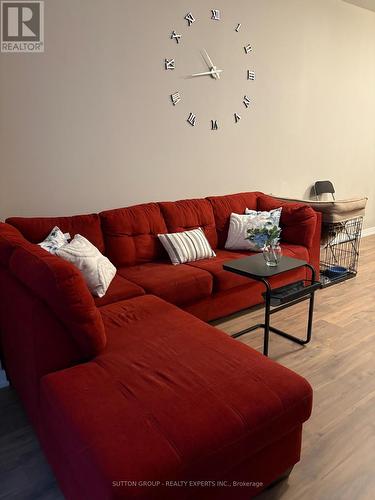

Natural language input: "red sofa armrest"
[308,210,322,278]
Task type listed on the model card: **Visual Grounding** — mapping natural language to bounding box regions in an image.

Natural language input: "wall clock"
[164,9,255,131]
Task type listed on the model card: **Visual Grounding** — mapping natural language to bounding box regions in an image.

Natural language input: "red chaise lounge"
[0,191,320,499]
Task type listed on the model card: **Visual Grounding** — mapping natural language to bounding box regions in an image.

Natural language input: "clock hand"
[203,49,214,68]
[191,69,223,77]
[202,49,220,80]
[201,50,211,70]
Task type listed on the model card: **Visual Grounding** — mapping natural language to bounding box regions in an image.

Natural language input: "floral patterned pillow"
[38,226,71,254]
[244,208,282,250]
[245,207,282,226]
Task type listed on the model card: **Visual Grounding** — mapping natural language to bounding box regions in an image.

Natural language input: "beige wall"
[1,0,374,228]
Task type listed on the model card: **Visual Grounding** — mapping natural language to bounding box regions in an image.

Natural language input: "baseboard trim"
[362,226,375,238]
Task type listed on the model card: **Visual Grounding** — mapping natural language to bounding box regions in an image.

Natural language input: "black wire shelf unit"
[320,216,363,287]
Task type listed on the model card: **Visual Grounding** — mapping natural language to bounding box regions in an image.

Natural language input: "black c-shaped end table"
[223,255,321,357]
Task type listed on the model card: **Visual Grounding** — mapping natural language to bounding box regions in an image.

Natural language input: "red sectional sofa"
[0,192,320,499]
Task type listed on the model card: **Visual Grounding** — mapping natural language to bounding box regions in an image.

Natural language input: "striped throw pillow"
[158,228,216,265]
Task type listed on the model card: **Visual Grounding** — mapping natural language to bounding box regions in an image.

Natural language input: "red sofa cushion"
[257,194,317,248]
[159,198,218,248]
[184,265,307,323]
[94,274,145,307]
[207,192,261,248]
[188,249,251,292]
[188,244,308,295]
[9,245,106,358]
[40,295,312,500]
[100,203,168,267]
[118,262,212,306]
[6,214,105,253]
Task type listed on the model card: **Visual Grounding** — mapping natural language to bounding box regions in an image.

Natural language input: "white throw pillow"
[225,213,261,251]
[38,226,70,254]
[56,234,116,297]
[225,208,282,252]
[158,228,216,265]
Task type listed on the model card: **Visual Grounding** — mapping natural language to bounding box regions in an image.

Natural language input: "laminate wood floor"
[1,236,374,500]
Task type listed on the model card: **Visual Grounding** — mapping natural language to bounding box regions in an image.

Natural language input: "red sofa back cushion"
[9,245,106,358]
[100,203,168,267]
[159,198,218,248]
[6,214,105,253]
[257,194,317,248]
[207,192,261,248]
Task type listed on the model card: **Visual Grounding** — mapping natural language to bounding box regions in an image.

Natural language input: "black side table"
[223,255,321,356]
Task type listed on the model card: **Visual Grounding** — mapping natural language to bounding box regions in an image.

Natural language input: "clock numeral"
[234,113,241,123]
[247,70,256,81]
[171,92,181,106]
[235,23,241,32]
[170,31,181,44]
[244,44,253,54]
[243,96,251,108]
[185,12,196,26]
[211,9,221,21]
[211,120,219,130]
[165,58,175,70]
[187,113,197,126]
